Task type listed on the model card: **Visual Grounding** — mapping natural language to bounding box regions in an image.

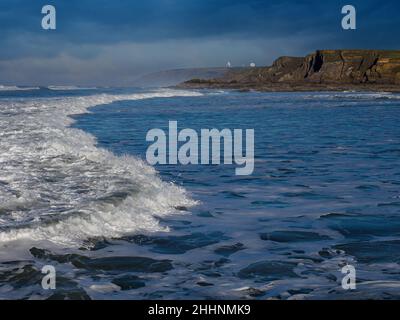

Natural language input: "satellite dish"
[226,61,232,68]
[250,62,256,68]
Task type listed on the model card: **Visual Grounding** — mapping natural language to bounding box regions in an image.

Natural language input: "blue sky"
[0,0,399,86]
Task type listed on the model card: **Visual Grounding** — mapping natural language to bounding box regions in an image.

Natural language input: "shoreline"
[177,82,400,93]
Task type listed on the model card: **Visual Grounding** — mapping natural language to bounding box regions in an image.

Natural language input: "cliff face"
[182,50,400,90]
[302,50,400,84]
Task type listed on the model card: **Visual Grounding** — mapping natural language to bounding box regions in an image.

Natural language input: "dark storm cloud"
[0,0,399,85]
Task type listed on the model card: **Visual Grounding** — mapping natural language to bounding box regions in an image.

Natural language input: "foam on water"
[47,86,98,91]
[304,92,400,101]
[0,89,202,246]
[0,85,40,91]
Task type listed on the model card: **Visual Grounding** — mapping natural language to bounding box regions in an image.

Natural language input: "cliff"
[180,50,400,91]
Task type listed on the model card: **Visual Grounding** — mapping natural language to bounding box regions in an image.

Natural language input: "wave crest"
[0,89,202,246]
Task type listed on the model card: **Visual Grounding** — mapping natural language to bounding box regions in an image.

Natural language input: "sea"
[0,86,400,300]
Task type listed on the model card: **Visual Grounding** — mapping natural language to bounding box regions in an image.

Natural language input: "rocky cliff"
[181,50,400,91]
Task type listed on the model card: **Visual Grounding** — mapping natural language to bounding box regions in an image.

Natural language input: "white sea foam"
[0,89,202,246]
[303,92,400,101]
[0,85,40,91]
[47,86,98,91]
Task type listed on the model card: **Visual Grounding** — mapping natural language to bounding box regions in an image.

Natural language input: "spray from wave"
[0,89,202,246]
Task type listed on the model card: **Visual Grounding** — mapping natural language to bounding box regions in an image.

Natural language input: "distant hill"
[133,67,238,87]
[180,50,400,92]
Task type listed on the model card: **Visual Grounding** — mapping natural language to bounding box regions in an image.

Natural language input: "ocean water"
[0,86,400,300]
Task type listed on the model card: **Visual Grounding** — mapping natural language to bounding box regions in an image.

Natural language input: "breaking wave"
[0,85,40,91]
[0,89,202,246]
[47,86,98,91]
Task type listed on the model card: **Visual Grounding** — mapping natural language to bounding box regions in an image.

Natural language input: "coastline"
[177,50,400,93]
[177,82,400,93]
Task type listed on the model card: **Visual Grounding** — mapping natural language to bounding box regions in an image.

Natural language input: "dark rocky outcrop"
[180,50,400,92]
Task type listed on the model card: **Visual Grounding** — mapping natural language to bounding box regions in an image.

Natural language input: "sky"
[0,0,399,86]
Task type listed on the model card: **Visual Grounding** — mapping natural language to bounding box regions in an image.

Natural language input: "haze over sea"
[1,86,400,299]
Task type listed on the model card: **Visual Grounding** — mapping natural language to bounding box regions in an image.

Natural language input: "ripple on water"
[238,261,299,281]
[260,230,331,243]
[120,232,227,254]
[334,240,400,264]
[29,247,173,273]
[320,213,400,239]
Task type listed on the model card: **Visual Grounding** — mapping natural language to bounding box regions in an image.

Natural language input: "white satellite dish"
[250,62,256,68]
[226,61,232,68]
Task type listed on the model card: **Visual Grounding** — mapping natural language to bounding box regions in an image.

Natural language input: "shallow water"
[1,88,400,299]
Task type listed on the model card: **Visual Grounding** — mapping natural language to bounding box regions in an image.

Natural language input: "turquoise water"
[1,87,400,299]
